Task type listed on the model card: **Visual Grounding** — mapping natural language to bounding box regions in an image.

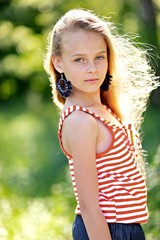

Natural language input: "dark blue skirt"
[72,215,145,240]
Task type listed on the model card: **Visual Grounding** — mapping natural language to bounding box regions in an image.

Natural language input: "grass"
[0,96,159,239]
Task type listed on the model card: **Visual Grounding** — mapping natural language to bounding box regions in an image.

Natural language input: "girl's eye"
[96,55,105,60]
[74,58,85,63]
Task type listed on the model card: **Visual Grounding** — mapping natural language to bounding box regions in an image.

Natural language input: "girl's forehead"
[62,29,101,40]
[61,29,107,50]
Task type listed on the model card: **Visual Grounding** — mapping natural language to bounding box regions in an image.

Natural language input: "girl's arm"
[62,111,112,240]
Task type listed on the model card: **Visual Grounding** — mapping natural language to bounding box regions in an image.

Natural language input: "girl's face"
[53,30,108,95]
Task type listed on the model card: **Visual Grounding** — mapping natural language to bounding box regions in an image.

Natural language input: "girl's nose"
[86,61,97,73]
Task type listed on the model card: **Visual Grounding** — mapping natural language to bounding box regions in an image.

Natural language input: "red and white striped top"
[58,105,148,224]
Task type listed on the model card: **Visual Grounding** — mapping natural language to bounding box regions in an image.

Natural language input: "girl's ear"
[51,56,63,73]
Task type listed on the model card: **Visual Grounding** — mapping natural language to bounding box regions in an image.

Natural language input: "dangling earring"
[57,73,72,98]
[101,73,112,91]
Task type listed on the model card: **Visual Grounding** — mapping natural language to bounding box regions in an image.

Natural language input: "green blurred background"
[0,0,160,239]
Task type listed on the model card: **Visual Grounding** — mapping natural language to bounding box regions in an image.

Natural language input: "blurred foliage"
[0,0,160,239]
[0,100,76,239]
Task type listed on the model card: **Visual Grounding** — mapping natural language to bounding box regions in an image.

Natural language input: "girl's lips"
[84,78,99,83]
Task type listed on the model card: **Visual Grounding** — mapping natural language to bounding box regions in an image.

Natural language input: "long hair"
[44,9,159,176]
[44,9,119,113]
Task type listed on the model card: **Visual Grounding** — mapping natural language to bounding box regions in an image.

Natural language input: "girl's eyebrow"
[70,50,107,58]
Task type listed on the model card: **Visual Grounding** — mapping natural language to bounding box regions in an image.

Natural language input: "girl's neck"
[65,90,102,108]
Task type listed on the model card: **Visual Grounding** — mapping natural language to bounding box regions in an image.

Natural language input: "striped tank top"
[58,105,148,224]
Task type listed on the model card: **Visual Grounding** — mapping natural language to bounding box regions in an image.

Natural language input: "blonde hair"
[44,9,119,113]
[44,9,159,176]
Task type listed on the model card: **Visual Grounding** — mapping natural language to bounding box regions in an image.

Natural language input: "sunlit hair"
[44,9,159,176]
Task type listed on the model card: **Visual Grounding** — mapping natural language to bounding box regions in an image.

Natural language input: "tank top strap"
[58,105,109,158]
[103,105,141,150]
[58,105,107,134]
[104,105,122,123]
[121,122,142,152]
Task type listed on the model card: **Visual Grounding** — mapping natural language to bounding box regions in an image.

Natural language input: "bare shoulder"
[61,110,98,156]
[63,110,98,134]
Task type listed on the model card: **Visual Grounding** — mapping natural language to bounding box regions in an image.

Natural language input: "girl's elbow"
[80,201,100,215]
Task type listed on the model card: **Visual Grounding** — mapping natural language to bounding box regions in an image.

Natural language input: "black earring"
[57,73,72,98]
[101,74,112,91]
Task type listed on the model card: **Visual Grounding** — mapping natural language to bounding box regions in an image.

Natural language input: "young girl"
[44,9,159,240]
